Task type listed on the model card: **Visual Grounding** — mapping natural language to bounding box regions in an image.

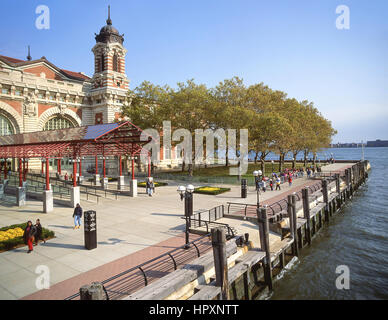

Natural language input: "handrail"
[64,233,211,300]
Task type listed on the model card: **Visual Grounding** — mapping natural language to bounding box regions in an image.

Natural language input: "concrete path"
[0,163,354,299]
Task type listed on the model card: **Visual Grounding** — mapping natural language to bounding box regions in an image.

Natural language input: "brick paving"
[21,233,207,300]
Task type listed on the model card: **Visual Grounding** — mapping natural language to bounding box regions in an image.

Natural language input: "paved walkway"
[0,163,354,300]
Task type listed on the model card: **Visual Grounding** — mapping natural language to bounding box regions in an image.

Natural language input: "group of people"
[254,165,320,193]
[23,219,45,254]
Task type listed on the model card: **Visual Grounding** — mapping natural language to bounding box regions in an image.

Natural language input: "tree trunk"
[225,146,229,167]
[188,163,193,177]
[181,160,186,172]
[292,152,297,169]
[278,154,283,172]
[304,150,308,168]
[313,152,317,168]
[260,158,265,175]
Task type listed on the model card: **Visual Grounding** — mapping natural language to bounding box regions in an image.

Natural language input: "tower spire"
[106,5,112,25]
[26,45,32,61]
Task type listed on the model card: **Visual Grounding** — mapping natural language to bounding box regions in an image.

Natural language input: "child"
[262,178,266,192]
[269,179,273,191]
[288,174,292,187]
[146,177,155,197]
[276,177,281,190]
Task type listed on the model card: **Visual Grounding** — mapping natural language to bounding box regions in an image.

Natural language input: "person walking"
[307,168,311,179]
[275,177,281,190]
[146,177,155,197]
[73,203,83,229]
[34,219,46,246]
[23,221,37,253]
[288,174,293,187]
[269,178,274,191]
[262,178,267,192]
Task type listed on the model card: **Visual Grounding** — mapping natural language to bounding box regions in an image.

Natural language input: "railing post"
[257,206,273,292]
[211,227,230,300]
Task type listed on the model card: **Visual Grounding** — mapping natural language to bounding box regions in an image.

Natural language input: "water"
[270,147,388,300]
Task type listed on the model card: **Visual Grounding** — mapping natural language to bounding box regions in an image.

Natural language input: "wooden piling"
[211,227,230,300]
[257,206,273,291]
[288,194,298,257]
[302,187,311,245]
[322,179,329,222]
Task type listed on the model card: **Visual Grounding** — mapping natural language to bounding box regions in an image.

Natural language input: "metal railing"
[64,234,212,300]
[187,217,236,239]
[191,204,225,228]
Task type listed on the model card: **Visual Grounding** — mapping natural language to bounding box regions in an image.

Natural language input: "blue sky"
[1,0,387,142]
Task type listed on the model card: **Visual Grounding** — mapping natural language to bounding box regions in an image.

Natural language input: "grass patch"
[0,223,55,252]
[194,186,231,195]
[137,181,168,188]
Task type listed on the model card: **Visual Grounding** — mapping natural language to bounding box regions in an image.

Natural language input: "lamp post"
[271,160,274,173]
[177,184,195,248]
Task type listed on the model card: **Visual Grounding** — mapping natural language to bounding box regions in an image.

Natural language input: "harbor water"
[270,147,388,300]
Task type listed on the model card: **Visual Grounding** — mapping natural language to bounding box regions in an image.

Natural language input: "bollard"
[211,227,229,300]
[80,282,106,300]
[84,210,97,250]
[241,178,247,198]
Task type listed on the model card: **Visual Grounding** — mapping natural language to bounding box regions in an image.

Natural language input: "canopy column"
[78,157,84,185]
[16,158,26,207]
[129,156,137,197]
[43,156,53,213]
[94,155,100,186]
[148,153,151,178]
[118,155,125,191]
[4,160,8,180]
[70,157,80,208]
[101,156,108,190]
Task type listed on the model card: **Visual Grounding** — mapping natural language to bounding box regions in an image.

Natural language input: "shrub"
[194,186,231,195]
[0,223,55,252]
[137,181,168,188]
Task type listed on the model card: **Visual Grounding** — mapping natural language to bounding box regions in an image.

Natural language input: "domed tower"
[89,6,129,125]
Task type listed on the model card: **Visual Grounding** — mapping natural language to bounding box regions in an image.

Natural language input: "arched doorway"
[43,116,76,170]
[0,114,16,172]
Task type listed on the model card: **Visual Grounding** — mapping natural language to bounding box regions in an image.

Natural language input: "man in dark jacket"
[34,219,46,245]
[73,203,82,229]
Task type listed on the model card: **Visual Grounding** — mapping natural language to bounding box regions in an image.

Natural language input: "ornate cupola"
[89,5,129,125]
[95,6,124,45]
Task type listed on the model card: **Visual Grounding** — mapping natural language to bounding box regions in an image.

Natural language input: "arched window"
[101,54,105,72]
[43,117,74,131]
[113,53,119,72]
[0,114,14,136]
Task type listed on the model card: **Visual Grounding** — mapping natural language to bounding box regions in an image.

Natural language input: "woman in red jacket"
[23,221,37,253]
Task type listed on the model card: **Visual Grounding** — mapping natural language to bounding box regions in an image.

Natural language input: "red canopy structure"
[0,121,152,159]
[0,121,154,189]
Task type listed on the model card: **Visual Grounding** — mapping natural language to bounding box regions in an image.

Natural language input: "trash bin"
[241,179,247,198]
[84,210,97,250]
